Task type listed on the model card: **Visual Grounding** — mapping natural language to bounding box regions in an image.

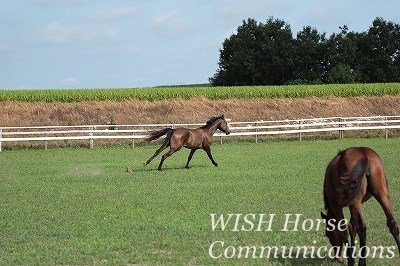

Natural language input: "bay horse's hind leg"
[185,149,196,169]
[349,203,366,266]
[158,147,180,171]
[144,138,169,166]
[375,193,400,252]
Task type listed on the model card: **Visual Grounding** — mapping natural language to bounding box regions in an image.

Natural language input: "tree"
[210,16,400,86]
[326,63,356,84]
[210,17,294,86]
[357,17,400,82]
[292,26,326,84]
[322,25,362,83]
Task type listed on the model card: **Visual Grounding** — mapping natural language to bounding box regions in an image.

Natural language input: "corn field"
[1,83,400,102]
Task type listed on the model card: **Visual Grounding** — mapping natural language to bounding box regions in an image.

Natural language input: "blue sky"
[1,0,399,89]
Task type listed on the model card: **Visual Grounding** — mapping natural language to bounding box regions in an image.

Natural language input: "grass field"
[1,138,400,265]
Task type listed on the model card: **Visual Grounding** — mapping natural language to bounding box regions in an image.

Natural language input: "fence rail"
[1,116,400,151]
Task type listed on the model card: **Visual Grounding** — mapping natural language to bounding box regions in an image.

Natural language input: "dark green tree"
[357,17,400,82]
[321,25,362,83]
[210,16,400,86]
[292,26,326,84]
[326,63,356,83]
[210,17,294,86]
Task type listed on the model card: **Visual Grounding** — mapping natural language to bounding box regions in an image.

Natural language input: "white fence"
[1,116,400,151]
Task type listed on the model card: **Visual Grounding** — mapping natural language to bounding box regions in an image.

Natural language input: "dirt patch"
[1,96,399,127]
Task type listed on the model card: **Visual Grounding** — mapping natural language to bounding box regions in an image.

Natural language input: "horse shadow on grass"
[125,164,207,173]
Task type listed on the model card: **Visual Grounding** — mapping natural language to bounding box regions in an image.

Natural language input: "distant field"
[1,83,400,102]
[1,138,400,265]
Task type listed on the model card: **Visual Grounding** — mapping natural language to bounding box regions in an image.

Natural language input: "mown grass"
[1,138,400,265]
[1,83,400,102]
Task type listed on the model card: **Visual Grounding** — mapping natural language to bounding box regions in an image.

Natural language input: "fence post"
[339,118,344,139]
[384,117,388,139]
[132,133,135,148]
[0,129,2,152]
[44,130,50,150]
[44,133,48,150]
[89,126,94,148]
[255,122,258,143]
[299,120,303,141]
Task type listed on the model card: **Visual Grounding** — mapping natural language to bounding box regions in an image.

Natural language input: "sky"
[1,0,399,89]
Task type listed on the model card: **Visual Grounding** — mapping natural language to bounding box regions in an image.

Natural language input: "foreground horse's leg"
[144,140,169,166]
[349,203,367,266]
[331,208,349,263]
[203,146,218,167]
[347,220,356,266]
[375,194,400,252]
[158,148,180,171]
[185,149,196,169]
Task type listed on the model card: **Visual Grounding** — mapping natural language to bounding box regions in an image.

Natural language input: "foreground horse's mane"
[201,115,224,128]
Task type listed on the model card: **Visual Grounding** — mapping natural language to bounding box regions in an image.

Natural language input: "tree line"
[210,17,400,86]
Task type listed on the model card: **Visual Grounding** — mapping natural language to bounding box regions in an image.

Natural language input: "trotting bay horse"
[321,147,400,265]
[144,115,231,171]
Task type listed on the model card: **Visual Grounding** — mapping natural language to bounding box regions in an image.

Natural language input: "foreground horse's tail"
[338,150,369,206]
[146,128,174,143]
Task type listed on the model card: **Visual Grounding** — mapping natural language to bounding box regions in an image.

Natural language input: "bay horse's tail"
[146,128,174,143]
[338,149,369,206]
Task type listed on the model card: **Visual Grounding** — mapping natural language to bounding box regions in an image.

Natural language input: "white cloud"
[62,77,80,84]
[90,7,137,21]
[42,22,119,44]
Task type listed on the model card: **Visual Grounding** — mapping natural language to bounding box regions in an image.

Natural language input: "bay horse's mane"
[200,115,224,129]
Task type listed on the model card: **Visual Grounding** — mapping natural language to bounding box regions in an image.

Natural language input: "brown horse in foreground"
[321,147,400,265]
[144,115,230,171]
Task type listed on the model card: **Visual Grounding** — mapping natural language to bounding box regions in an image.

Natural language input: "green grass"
[1,83,400,102]
[1,138,400,265]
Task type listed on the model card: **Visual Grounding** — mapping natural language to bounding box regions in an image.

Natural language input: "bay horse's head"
[321,157,350,261]
[216,115,231,135]
[320,210,347,257]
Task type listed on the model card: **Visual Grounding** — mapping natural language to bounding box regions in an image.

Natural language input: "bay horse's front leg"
[349,204,367,266]
[185,149,196,169]
[347,212,357,266]
[203,146,218,167]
